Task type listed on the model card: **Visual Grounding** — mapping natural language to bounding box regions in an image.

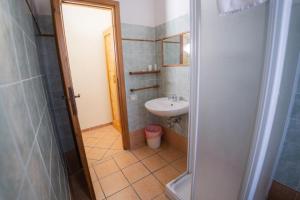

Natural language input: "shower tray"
[166,172,192,200]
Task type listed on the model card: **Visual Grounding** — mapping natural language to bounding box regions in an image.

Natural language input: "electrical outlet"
[130,93,137,101]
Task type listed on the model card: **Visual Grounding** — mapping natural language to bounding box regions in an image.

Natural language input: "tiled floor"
[82,125,187,200]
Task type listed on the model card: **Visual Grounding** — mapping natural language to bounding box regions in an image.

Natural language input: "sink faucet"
[168,94,178,102]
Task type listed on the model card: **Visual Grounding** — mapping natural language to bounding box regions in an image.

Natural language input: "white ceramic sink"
[145,97,189,117]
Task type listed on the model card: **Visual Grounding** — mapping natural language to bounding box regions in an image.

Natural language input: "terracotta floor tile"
[158,147,184,163]
[132,175,164,200]
[111,138,123,150]
[171,157,187,173]
[94,138,115,148]
[93,134,106,140]
[98,130,119,137]
[154,166,180,185]
[89,167,98,182]
[103,149,123,159]
[82,131,97,138]
[83,137,98,147]
[153,193,170,200]
[94,159,120,178]
[113,151,138,169]
[81,134,97,143]
[86,148,107,160]
[92,129,106,136]
[113,130,122,136]
[101,136,118,143]
[98,131,116,138]
[99,126,117,132]
[122,162,150,183]
[107,186,140,200]
[87,159,98,167]
[131,146,156,160]
[84,147,93,153]
[92,181,105,200]
[85,126,180,200]
[142,155,167,172]
[99,171,129,197]
[103,128,122,136]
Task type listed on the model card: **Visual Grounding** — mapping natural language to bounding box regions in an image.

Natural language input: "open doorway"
[62,3,124,139]
[62,4,120,134]
[52,0,129,199]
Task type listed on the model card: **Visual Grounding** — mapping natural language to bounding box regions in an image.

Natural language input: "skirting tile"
[81,122,112,132]
[130,126,187,154]
[129,128,146,149]
[161,127,187,153]
[268,180,298,200]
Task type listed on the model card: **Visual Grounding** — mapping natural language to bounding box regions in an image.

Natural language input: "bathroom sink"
[145,97,189,117]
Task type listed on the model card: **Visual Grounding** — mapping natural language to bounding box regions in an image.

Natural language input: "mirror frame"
[161,32,190,67]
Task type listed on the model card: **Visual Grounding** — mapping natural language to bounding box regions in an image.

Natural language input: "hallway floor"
[82,125,187,200]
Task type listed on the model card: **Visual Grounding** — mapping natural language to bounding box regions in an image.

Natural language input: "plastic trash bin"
[145,124,162,149]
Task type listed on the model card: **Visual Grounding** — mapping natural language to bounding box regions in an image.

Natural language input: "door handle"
[68,87,78,115]
[61,93,80,99]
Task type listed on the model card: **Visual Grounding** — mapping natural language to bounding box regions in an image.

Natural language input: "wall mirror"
[162,32,190,67]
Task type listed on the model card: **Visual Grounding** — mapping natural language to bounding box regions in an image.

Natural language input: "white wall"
[194,1,268,199]
[117,0,189,27]
[31,0,190,27]
[118,0,156,27]
[154,0,190,25]
[62,4,113,130]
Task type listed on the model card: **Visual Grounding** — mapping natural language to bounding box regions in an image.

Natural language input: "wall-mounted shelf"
[130,85,159,92]
[129,70,160,75]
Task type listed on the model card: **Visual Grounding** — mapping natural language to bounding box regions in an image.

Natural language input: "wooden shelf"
[130,85,159,92]
[129,70,160,75]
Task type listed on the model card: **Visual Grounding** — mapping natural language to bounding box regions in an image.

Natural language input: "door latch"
[68,87,78,115]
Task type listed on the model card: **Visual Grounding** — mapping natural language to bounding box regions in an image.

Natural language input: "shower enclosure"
[167,0,298,199]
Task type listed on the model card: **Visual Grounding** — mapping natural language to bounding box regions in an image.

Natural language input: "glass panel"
[274,0,300,192]
[195,1,269,199]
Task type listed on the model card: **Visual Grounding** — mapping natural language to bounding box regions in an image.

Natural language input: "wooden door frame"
[50,0,129,199]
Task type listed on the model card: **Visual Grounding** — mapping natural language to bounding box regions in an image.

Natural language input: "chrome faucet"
[168,94,178,102]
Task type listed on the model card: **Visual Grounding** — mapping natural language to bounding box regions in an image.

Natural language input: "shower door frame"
[51,0,129,199]
[189,0,294,199]
[239,0,294,199]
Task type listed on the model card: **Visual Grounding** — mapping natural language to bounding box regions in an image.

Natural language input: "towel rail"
[129,70,160,75]
[130,85,159,92]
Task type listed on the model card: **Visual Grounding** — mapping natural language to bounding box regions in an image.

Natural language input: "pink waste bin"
[145,125,162,149]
